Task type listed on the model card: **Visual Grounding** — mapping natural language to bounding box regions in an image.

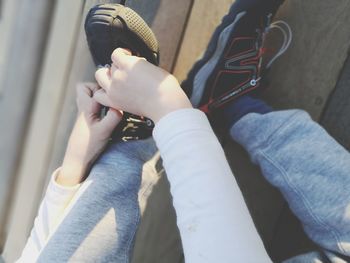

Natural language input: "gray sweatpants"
[37,138,182,263]
[37,110,350,262]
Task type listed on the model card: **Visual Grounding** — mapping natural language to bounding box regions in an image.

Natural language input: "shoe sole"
[85,4,159,66]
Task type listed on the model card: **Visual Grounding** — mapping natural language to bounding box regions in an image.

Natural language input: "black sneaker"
[85,3,159,141]
[181,0,286,114]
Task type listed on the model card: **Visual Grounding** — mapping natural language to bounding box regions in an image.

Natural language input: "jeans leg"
[230,110,350,259]
[37,138,157,263]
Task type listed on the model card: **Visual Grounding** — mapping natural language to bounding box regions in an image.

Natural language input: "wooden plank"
[147,0,193,72]
[321,55,350,151]
[43,0,99,186]
[132,156,184,263]
[0,0,18,96]
[269,206,318,262]
[0,0,55,250]
[173,0,235,82]
[127,0,193,71]
[264,0,350,120]
[2,1,84,261]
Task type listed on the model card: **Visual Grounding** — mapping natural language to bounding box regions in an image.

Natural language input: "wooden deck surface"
[1,0,350,262]
[0,0,55,251]
[265,1,350,121]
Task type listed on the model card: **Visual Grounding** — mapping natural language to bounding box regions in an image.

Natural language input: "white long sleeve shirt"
[17,169,81,262]
[17,109,271,262]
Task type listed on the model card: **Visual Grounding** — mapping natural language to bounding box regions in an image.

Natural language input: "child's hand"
[94,48,192,123]
[57,83,122,186]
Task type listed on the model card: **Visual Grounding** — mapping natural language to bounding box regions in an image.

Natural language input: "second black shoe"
[85,3,160,141]
[181,0,286,114]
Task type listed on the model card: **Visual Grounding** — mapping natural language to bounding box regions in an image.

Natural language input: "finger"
[100,108,123,131]
[76,82,101,106]
[111,48,132,68]
[110,64,118,76]
[76,82,92,97]
[76,83,94,110]
[83,82,101,94]
[95,67,111,90]
[90,96,102,116]
[93,89,112,107]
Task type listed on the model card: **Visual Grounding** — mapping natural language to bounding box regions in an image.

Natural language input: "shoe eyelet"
[250,79,257,86]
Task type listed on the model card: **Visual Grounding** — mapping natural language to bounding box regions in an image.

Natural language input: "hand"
[94,48,192,123]
[57,83,122,186]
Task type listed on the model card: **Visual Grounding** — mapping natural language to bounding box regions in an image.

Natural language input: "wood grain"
[321,55,350,151]
[2,1,84,260]
[127,0,193,71]
[264,0,350,120]
[149,0,193,72]
[173,0,235,81]
[0,0,18,96]
[0,0,55,251]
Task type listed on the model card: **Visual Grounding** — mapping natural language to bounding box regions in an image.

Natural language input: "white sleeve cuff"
[45,168,81,205]
[153,108,213,147]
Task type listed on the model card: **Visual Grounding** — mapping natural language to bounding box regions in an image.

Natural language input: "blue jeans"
[38,110,350,262]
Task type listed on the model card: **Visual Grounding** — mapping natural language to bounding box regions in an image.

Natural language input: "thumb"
[111,48,132,68]
[100,108,123,132]
[93,89,111,108]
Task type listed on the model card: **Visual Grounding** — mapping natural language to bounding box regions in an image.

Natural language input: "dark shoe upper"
[84,3,159,141]
[182,0,284,114]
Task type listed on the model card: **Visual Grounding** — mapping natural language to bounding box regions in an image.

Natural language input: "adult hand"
[94,48,192,123]
[57,83,122,186]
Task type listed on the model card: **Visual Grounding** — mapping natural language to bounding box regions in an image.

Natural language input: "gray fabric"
[37,138,158,263]
[38,109,350,263]
[231,110,350,262]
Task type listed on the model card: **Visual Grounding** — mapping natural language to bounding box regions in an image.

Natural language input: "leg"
[37,138,157,263]
[230,109,350,260]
